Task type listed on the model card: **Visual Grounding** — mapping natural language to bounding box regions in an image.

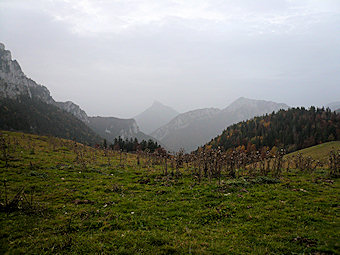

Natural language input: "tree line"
[102,136,161,152]
[208,107,340,153]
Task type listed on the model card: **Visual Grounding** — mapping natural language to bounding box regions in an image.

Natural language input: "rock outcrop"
[56,101,89,124]
[0,42,88,122]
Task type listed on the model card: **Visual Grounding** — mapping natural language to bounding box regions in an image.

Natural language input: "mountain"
[0,96,101,144]
[0,42,160,146]
[214,97,289,130]
[88,116,156,143]
[56,101,89,124]
[326,101,340,111]
[336,108,340,114]
[152,97,289,152]
[0,43,89,122]
[208,107,340,153]
[0,43,100,144]
[134,101,179,134]
[151,108,221,152]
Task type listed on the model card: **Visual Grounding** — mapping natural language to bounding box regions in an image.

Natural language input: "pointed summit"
[134,101,179,134]
[151,100,163,107]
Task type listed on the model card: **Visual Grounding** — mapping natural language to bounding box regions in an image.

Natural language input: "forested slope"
[208,107,340,153]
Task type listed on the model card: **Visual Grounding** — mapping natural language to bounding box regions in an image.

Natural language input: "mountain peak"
[231,97,257,104]
[235,96,247,101]
[232,96,252,103]
[0,42,90,123]
[135,101,179,134]
[152,100,163,107]
[226,97,289,111]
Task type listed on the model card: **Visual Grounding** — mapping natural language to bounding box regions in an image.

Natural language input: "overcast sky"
[0,0,339,117]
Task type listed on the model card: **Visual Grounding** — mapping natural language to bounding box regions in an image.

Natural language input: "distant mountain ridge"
[152,97,289,152]
[326,101,340,111]
[151,108,221,152]
[134,101,179,134]
[88,116,157,144]
[152,108,220,141]
[213,97,289,132]
[0,42,155,145]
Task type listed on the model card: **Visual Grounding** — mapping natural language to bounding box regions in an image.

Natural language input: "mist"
[1,0,339,117]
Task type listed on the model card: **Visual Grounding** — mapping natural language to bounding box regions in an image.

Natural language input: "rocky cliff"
[0,42,88,122]
[55,101,89,124]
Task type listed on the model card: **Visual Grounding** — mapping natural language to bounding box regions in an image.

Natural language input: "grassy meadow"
[286,141,340,163]
[0,131,339,254]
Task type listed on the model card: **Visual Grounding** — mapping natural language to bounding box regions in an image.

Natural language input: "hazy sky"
[0,0,339,117]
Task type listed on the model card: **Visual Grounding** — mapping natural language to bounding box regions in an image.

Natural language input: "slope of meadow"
[286,141,340,162]
[0,131,339,254]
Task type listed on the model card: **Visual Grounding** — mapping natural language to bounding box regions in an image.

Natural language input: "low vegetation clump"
[0,131,339,254]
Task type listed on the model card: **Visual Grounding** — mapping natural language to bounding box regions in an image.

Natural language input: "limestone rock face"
[0,43,53,103]
[56,101,89,124]
[0,42,89,122]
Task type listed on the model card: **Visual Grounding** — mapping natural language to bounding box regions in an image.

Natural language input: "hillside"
[0,43,89,122]
[151,108,221,152]
[0,43,103,144]
[134,101,179,134]
[286,141,340,162]
[0,131,338,254]
[208,107,340,153]
[152,97,288,152]
[88,116,157,144]
[0,97,101,145]
[0,42,156,145]
[326,101,340,111]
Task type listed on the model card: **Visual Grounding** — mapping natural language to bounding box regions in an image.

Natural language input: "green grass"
[0,131,339,254]
[286,141,340,162]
